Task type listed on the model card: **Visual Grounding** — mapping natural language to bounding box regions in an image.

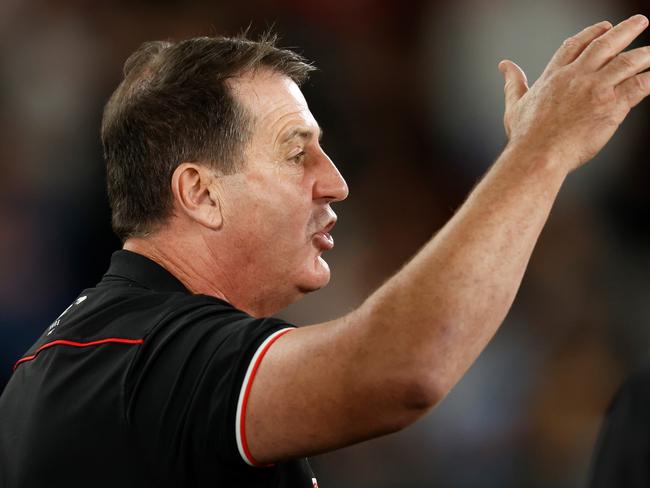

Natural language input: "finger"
[600,45,650,85]
[577,14,649,70]
[499,60,528,108]
[615,71,650,108]
[546,21,613,71]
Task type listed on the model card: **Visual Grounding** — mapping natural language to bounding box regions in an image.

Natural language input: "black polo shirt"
[0,250,319,488]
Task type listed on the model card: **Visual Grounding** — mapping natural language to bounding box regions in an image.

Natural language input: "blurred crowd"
[2,0,650,486]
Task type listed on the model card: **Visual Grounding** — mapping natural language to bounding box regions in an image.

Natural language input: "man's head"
[102,33,315,240]
[102,34,348,315]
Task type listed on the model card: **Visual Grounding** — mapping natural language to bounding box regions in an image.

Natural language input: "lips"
[312,214,337,251]
[312,231,334,250]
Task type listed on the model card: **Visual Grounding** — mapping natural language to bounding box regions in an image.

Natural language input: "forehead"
[228,68,319,141]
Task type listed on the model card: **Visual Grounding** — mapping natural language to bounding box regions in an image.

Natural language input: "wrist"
[501,140,572,180]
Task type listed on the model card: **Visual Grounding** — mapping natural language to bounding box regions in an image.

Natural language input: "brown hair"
[101,32,315,241]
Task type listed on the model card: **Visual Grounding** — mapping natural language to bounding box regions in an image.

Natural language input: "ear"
[170,163,223,230]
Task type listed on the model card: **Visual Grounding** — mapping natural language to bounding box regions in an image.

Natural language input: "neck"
[122,230,292,318]
[123,235,229,299]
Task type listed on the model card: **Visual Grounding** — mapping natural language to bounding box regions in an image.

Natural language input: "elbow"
[386,373,447,432]
[402,373,447,412]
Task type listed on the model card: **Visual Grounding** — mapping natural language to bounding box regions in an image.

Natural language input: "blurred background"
[1,0,649,486]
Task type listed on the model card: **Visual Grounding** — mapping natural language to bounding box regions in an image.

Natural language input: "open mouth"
[312,231,334,250]
[312,216,336,250]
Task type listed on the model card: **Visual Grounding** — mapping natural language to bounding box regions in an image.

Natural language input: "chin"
[296,255,331,293]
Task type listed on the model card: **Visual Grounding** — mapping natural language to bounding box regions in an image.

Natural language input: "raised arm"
[244,15,650,465]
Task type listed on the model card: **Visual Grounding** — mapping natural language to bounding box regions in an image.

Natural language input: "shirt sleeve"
[588,368,650,488]
[123,297,295,479]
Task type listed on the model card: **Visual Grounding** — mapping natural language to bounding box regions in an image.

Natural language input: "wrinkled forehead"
[228,68,317,140]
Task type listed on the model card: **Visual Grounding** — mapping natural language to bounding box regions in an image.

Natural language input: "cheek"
[234,171,314,251]
[256,190,312,237]
[241,197,311,250]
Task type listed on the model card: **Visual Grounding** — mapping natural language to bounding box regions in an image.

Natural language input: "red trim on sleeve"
[239,328,293,467]
[13,337,144,371]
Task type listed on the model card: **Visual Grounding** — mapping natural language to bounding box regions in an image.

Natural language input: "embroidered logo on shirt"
[47,296,87,335]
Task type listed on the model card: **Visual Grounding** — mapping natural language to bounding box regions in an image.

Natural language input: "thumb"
[498,60,528,107]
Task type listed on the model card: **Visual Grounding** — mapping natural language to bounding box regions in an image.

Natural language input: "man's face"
[213,69,348,313]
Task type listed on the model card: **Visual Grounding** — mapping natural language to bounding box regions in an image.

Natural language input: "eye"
[290,150,306,164]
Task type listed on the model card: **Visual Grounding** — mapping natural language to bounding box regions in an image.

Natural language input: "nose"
[313,151,349,203]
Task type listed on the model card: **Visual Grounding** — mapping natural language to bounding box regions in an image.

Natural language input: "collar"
[102,250,189,293]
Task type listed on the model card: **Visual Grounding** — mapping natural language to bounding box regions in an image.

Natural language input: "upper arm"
[240,314,434,465]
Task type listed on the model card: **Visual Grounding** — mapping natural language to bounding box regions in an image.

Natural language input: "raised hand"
[499,15,650,173]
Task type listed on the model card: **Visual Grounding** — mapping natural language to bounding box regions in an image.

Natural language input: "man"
[2,15,650,487]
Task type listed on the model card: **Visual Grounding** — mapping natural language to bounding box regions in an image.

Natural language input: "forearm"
[355,144,566,401]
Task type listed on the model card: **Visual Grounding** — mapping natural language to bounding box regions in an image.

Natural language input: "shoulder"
[131,291,295,354]
[87,283,244,333]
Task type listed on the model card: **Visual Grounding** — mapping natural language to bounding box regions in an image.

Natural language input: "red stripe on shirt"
[239,329,294,467]
[13,337,144,371]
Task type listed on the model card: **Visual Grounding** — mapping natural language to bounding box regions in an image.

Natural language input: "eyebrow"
[279,126,324,144]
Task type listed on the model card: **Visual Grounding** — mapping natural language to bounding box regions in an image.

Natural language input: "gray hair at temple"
[101,32,316,242]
